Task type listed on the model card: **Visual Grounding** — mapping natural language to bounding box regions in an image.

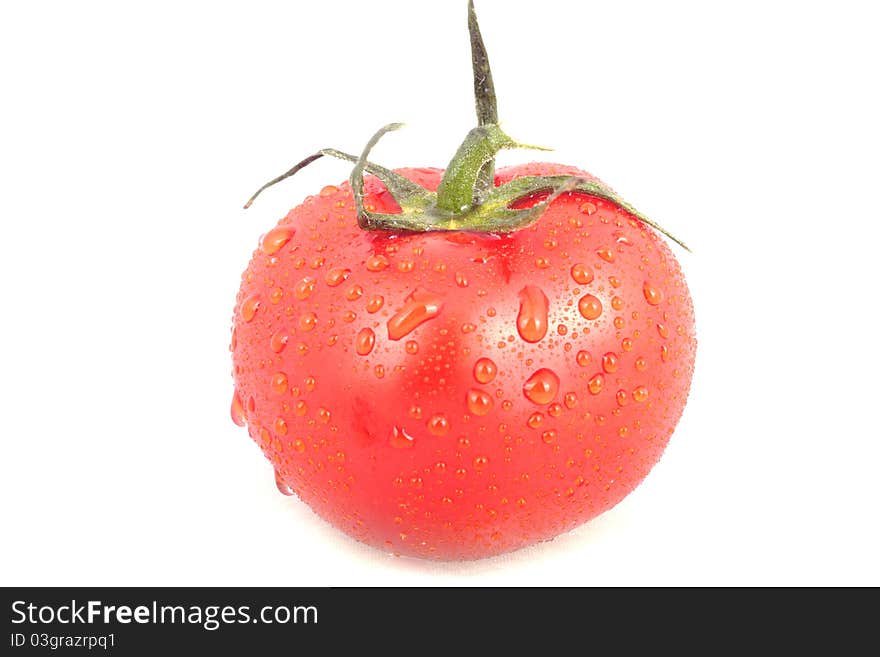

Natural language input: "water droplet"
[271,372,289,395]
[346,284,363,301]
[318,407,331,423]
[230,390,247,426]
[455,272,469,287]
[298,312,317,332]
[304,375,316,391]
[576,350,592,367]
[611,296,624,311]
[602,352,620,373]
[473,455,489,470]
[588,374,604,395]
[356,327,375,355]
[461,323,476,333]
[633,386,649,403]
[293,438,306,453]
[527,412,544,429]
[616,390,628,406]
[374,365,385,379]
[366,295,385,313]
[516,285,549,343]
[295,400,307,416]
[269,288,283,304]
[405,340,419,355]
[578,294,603,320]
[548,403,563,417]
[409,405,422,419]
[622,338,634,352]
[580,201,597,215]
[597,247,615,263]
[661,344,670,362]
[467,389,494,416]
[571,264,594,285]
[294,277,316,300]
[643,281,664,306]
[319,185,339,197]
[396,260,415,273]
[427,414,450,436]
[241,295,260,322]
[273,417,288,435]
[387,288,443,340]
[473,357,497,383]
[564,392,578,409]
[657,322,669,338]
[388,427,415,449]
[523,368,560,405]
[366,255,390,272]
[635,356,648,371]
[535,257,551,269]
[325,267,350,287]
[261,226,295,255]
[274,469,295,496]
[542,429,557,444]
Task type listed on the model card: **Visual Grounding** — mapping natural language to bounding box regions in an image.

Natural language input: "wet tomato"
[230,164,695,560]
[229,1,695,560]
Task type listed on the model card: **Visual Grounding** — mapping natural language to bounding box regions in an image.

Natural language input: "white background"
[2,0,878,586]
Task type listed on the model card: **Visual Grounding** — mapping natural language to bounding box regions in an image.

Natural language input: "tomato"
[229,2,695,560]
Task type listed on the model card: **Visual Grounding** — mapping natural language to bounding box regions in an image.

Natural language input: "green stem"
[435,124,516,213]
[242,1,690,252]
[468,0,498,204]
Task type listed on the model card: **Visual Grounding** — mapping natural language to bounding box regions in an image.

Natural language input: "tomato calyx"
[243,1,689,251]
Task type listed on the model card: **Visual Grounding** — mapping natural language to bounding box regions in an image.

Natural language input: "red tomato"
[230,163,696,560]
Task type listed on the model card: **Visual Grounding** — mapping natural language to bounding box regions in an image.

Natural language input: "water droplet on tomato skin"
[261,226,295,255]
[387,288,443,340]
[241,295,261,322]
[467,389,494,416]
[643,282,664,306]
[390,426,415,448]
[320,185,339,197]
[325,267,350,287]
[527,412,544,429]
[580,201,597,215]
[455,272,469,288]
[523,368,560,405]
[578,294,602,320]
[270,329,289,353]
[473,357,497,384]
[274,469,295,496]
[294,277,316,301]
[633,386,650,403]
[271,372,289,395]
[597,247,615,263]
[356,327,376,356]
[571,264,594,285]
[588,374,604,395]
[366,255,390,272]
[298,312,318,332]
[346,285,363,301]
[576,350,592,367]
[230,390,247,427]
[602,352,620,373]
[516,285,549,343]
[366,295,384,313]
[427,415,450,436]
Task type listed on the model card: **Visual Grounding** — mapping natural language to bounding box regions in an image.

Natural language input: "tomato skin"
[231,164,696,560]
